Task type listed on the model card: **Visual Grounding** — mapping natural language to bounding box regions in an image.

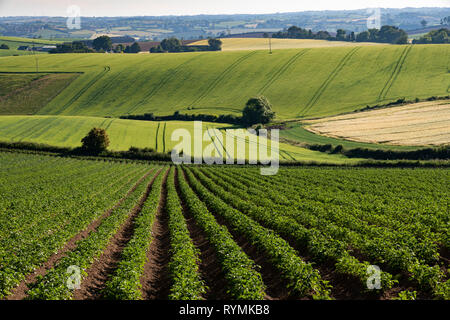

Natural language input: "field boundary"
[54,66,111,114]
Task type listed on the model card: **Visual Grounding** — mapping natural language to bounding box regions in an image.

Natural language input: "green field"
[0,37,61,57]
[0,115,353,163]
[0,45,448,120]
[1,152,448,300]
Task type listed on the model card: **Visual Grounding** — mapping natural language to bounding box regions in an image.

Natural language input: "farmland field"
[0,115,354,163]
[305,100,450,146]
[189,38,385,51]
[0,152,448,300]
[0,45,448,120]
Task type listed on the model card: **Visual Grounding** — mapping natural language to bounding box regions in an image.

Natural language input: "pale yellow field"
[305,101,450,146]
[190,38,386,51]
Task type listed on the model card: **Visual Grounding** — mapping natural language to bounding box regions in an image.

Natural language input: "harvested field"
[189,38,385,51]
[305,101,450,146]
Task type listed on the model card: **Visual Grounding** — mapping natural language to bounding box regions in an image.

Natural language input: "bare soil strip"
[141,169,171,300]
[174,167,229,300]
[72,168,162,300]
[6,168,155,301]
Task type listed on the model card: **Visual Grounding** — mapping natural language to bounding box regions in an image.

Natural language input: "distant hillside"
[0,45,448,120]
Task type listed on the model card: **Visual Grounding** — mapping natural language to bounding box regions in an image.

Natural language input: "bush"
[81,128,110,155]
[0,44,9,50]
[242,96,275,126]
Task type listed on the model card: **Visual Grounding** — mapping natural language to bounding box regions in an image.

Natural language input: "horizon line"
[0,6,449,18]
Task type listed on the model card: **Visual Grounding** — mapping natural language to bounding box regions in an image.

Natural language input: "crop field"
[0,73,80,115]
[0,45,448,120]
[305,100,450,146]
[0,152,448,300]
[189,38,384,51]
[279,122,420,150]
[0,115,354,163]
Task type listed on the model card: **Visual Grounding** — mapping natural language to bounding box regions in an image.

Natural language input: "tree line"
[272,25,409,44]
[150,37,222,53]
[413,28,449,44]
[49,36,142,54]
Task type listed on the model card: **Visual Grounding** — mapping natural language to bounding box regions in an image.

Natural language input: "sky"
[0,0,449,17]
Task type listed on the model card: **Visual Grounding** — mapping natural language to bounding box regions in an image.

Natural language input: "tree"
[336,29,347,41]
[160,37,182,52]
[129,42,141,53]
[93,36,112,52]
[242,96,275,126]
[208,38,222,51]
[421,19,428,28]
[114,44,125,53]
[81,128,110,154]
[0,44,9,49]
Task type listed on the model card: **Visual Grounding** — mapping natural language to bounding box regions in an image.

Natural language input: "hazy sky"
[0,0,449,17]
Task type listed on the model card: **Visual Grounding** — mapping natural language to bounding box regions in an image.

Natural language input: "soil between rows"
[6,168,156,301]
[141,168,171,300]
[175,167,229,300]
[73,168,163,300]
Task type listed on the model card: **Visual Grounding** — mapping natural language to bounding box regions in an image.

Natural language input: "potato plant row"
[184,167,332,299]
[25,168,158,299]
[176,166,266,299]
[200,166,449,299]
[0,153,151,298]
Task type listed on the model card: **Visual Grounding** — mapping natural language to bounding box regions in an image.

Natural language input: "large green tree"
[242,96,275,126]
[81,128,110,154]
[93,36,112,51]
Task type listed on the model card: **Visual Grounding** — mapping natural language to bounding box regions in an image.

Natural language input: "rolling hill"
[0,44,448,120]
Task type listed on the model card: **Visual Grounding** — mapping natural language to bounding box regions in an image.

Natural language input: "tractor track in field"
[80,64,137,110]
[72,168,163,300]
[206,128,223,159]
[56,66,110,114]
[258,49,309,95]
[127,55,202,115]
[175,167,229,300]
[162,122,167,153]
[300,47,360,117]
[6,168,155,301]
[155,122,161,152]
[211,128,231,160]
[189,51,257,108]
[377,45,412,102]
[140,169,171,300]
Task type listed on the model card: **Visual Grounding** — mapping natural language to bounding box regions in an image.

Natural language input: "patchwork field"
[0,73,80,115]
[0,45,448,120]
[305,101,450,146]
[189,38,384,51]
[1,152,448,300]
